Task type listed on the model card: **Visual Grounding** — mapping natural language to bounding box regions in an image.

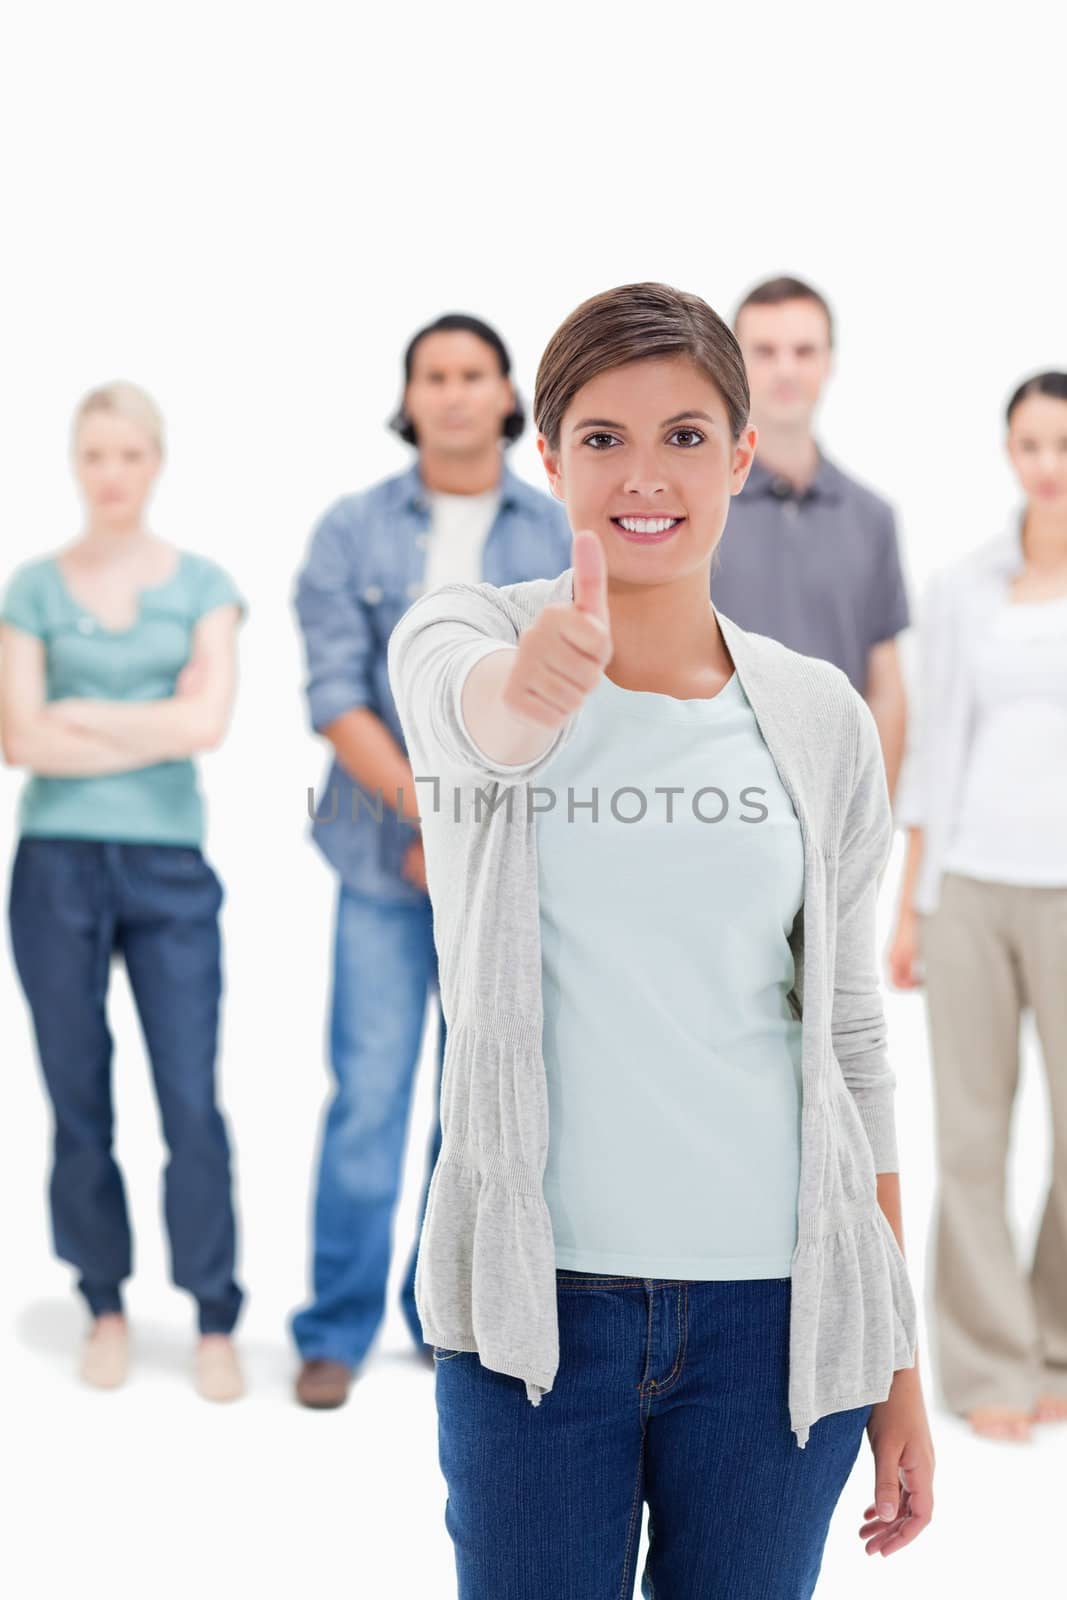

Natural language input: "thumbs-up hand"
[501,529,614,732]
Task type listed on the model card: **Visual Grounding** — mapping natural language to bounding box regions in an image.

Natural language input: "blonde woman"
[0,381,247,1400]
[891,370,1067,1443]
[388,284,933,1597]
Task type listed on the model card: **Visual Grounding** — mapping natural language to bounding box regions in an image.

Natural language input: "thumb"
[874,1446,901,1521]
[571,529,609,626]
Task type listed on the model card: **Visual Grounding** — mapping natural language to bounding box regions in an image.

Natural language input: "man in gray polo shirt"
[711,275,910,800]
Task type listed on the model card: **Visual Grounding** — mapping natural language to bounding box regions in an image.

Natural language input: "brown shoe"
[295,1358,353,1409]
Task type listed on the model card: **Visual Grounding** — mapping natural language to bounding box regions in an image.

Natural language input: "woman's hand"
[887,907,923,989]
[500,529,613,733]
[859,1370,935,1557]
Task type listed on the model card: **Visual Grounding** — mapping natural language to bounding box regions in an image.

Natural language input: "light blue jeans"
[290,884,445,1364]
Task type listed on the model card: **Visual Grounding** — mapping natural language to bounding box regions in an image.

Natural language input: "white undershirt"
[944,591,1067,885]
[423,486,502,590]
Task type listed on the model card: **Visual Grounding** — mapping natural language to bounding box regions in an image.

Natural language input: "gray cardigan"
[387,568,919,1450]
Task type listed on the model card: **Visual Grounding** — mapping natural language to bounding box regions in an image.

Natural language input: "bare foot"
[195,1333,244,1402]
[967,1404,1033,1441]
[1032,1393,1067,1423]
[80,1312,129,1389]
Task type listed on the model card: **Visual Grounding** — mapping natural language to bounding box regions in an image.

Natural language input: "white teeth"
[617,517,680,533]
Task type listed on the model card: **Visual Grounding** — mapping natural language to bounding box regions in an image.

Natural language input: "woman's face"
[1006,392,1067,508]
[73,411,161,525]
[538,355,756,586]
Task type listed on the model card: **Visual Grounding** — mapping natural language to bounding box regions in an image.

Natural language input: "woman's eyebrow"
[570,409,716,433]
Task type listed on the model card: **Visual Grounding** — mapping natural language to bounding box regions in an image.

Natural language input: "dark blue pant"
[434,1273,872,1599]
[7,837,244,1335]
[290,884,444,1364]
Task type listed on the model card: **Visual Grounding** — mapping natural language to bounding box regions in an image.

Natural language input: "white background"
[1,3,1063,1595]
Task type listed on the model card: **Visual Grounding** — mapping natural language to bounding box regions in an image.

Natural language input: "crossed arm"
[0,604,241,775]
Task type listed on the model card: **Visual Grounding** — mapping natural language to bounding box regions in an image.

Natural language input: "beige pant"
[919,870,1067,1413]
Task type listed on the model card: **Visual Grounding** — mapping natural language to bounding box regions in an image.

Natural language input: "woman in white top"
[890,370,1067,1442]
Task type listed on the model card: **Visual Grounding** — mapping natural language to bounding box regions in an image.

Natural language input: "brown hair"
[732,275,834,347]
[533,282,750,453]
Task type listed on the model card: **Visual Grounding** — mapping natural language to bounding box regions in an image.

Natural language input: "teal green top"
[0,549,247,847]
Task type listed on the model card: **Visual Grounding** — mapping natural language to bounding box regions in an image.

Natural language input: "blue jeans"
[434,1272,872,1599]
[6,838,244,1334]
[290,883,445,1364]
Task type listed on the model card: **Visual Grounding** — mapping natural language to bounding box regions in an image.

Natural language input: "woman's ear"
[730,423,759,495]
[536,434,564,501]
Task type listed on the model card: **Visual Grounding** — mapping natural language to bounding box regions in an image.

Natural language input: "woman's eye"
[582,429,705,451]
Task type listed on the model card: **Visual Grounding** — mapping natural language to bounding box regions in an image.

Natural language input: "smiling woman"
[388,280,935,1598]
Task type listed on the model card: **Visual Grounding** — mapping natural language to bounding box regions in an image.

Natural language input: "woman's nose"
[621,475,670,498]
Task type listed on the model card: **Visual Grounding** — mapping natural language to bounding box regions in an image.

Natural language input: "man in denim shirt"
[290,314,571,1407]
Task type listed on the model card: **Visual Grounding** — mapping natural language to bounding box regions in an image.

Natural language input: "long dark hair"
[387,313,526,446]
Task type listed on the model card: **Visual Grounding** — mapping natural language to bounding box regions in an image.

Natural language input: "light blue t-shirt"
[0,549,247,847]
[537,667,805,1279]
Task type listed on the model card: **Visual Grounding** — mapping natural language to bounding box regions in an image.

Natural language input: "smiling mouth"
[611,516,684,535]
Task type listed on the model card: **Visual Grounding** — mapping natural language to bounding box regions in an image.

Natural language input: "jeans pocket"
[159,845,204,869]
[432,1347,468,1361]
[126,842,204,872]
[128,843,224,913]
